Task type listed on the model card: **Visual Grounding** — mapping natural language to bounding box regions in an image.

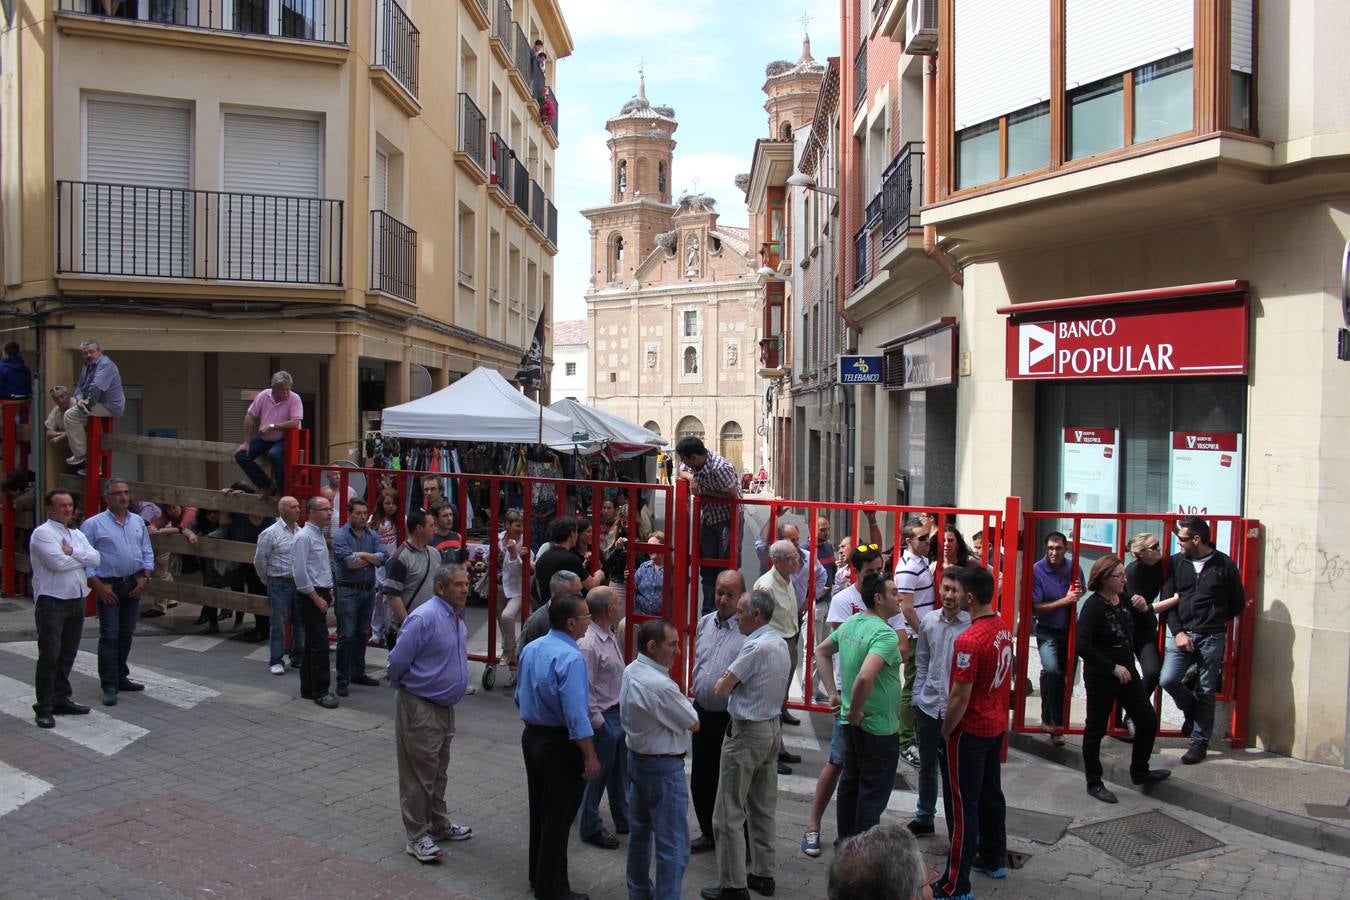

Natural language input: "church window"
[780,121,792,140]
[607,233,625,283]
[658,162,667,197]
[683,346,699,375]
[683,310,698,337]
[617,160,627,195]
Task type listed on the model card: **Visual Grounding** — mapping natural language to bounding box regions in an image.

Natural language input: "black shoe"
[350,674,380,687]
[117,680,144,692]
[780,710,801,726]
[193,614,211,625]
[52,700,90,715]
[1182,742,1208,765]
[778,750,801,764]
[690,835,716,854]
[102,689,117,706]
[35,713,55,728]
[1131,769,1171,785]
[906,819,935,836]
[245,631,267,643]
[1087,783,1118,804]
[205,620,220,634]
[776,761,792,775]
[615,823,629,835]
[581,829,620,849]
[746,873,775,896]
[336,683,349,697]
[701,888,750,900]
[140,609,165,619]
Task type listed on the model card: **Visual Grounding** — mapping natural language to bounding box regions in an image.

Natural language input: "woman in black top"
[1076,554,1171,803]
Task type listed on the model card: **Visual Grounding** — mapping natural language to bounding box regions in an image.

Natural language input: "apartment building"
[0,0,571,483]
[828,0,1350,764]
[549,317,587,402]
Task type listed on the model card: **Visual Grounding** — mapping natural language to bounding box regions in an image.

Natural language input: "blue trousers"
[335,584,375,686]
[837,723,901,840]
[1036,627,1069,727]
[96,578,139,690]
[1160,631,1226,745]
[932,730,1006,899]
[579,705,629,838]
[267,579,302,668]
[913,708,943,825]
[235,435,286,491]
[625,752,689,900]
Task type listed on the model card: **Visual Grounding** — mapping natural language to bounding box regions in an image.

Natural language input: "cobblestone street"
[0,607,1345,899]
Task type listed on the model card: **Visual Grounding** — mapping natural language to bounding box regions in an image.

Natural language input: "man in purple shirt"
[1031,532,1082,741]
[577,586,629,849]
[387,563,473,864]
[234,371,303,494]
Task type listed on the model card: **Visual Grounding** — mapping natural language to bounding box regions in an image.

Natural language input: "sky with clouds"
[550,0,841,322]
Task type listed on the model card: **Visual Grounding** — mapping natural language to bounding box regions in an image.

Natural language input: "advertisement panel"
[1169,431,1243,551]
[1061,427,1119,549]
[839,355,883,384]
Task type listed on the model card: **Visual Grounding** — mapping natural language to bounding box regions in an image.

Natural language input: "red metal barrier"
[1,399,30,597]
[1010,510,1259,749]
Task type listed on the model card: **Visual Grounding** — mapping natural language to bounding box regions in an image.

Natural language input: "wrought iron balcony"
[370,209,415,303]
[513,21,532,78]
[530,180,546,233]
[542,86,558,139]
[546,200,558,247]
[511,159,530,214]
[853,43,867,110]
[852,225,869,289]
[56,0,349,45]
[456,93,487,172]
[492,0,513,50]
[376,0,419,98]
[489,132,514,195]
[879,141,924,251]
[56,179,343,286]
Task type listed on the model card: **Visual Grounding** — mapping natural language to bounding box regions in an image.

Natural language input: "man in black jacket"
[1159,516,1245,765]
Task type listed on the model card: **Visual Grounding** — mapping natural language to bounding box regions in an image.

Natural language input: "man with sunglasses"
[895,522,938,768]
[1158,517,1245,766]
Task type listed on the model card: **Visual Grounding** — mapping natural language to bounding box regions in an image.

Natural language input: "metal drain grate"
[1069,810,1223,865]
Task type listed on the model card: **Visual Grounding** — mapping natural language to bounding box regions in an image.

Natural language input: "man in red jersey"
[931,566,1012,900]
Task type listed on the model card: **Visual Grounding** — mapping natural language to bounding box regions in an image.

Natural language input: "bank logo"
[1018,322,1056,375]
[1186,435,1198,449]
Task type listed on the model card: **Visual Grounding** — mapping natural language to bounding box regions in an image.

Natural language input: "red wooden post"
[1229,518,1261,750]
[1,401,18,596]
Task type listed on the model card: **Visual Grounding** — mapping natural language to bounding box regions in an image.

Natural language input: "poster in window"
[1169,432,1242,552]
[1061,427,1119,550]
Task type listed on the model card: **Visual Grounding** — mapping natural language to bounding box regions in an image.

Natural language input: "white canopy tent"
[381,367,580,448]
[548,398,665,458]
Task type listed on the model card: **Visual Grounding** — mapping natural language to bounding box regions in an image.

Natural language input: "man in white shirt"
[752,540,805,769]
[895,522,937,768]
[254,496,303,676]
[29,489,101,728]
[621,618,699,900]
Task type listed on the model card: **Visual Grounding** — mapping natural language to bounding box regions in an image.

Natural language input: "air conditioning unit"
[905,0,939,55]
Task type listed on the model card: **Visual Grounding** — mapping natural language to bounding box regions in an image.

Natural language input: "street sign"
[839,355,883,384]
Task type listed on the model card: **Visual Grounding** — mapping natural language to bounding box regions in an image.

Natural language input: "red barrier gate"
[1,399,30,598]
[1011,511,1261,749]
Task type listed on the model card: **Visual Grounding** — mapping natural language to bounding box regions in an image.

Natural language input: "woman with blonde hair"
[1117,532,1178,738]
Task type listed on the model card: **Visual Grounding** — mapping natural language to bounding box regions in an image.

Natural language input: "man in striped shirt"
[676,436,741,615]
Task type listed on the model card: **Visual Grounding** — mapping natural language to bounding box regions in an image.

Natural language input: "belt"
[270,575,295,582]
[634,751,686,759]
[336,581,375,588]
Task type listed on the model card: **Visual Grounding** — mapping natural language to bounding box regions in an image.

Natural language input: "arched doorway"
[676,415,705,442]
[643,420,662,436]
[720,420,744,471]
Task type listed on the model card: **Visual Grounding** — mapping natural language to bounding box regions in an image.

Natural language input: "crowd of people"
[18,358,1250,900]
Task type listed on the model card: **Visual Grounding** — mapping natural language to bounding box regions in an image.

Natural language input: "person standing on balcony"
[676,436,741,616]
[65,340,125,472]
[0,341,32,399]
[234,371,303,495]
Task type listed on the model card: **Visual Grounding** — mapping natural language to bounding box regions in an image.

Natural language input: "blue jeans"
[335,584,375,686]
[579,705,629,838]
[96,579,139,690]
[836,723,900,841]
[235,435,286,491]
[913,708,943,825]
[1160,631,1226,745]
[1036,627,1069,727]
[266,579,302,668]
[625,752,689,900]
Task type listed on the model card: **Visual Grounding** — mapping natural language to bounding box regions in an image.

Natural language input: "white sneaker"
[269,663,285,675]
[66,455,85,466]
[405,833,443,863]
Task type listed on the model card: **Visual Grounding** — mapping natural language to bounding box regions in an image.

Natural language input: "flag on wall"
[515,311,546,386]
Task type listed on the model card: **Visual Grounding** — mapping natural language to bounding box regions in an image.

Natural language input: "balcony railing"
[376,0,419,98]
[56,180,343,285]
[370,209,416,303]
[512,21,532,78]
[863,191,882,230]
[879,141,924,251]
[852,226,869,289]
[511,159,529,214]
[853,43,867,110]
[56,0,349,45]
[489,132,513,194]
[457,93,487,172]
[492,0,512,50]
[546,200,558,246]
[530,180,546,233]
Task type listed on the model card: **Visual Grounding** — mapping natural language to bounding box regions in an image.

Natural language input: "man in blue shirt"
[387,563,473,864]
[292,497,338,709]
[1031,531,1082,742]
[64,339,125,469]
[80,479,154,707]
[0,341,32,398]
[332,497,387,697]
[517,593,602,900]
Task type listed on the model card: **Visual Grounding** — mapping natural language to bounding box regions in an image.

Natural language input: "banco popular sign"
[1004,293,1249,381]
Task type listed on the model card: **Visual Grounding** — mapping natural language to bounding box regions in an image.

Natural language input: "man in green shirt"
[814,571,902,842]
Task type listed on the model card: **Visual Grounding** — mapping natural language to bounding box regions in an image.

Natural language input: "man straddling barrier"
[701,589,791,900]
[65,340,124,471]
[621,618,700,900]
[690,570,747,855]
[1031,531,1082,744]
[80,479,153,707]
[1159,516,1246,766]
[234,371,303,495]
[292,496,338,709]
[333,497,387,697]
[388,564,474,865]
[577,586,630,849]
[255,496,303,676]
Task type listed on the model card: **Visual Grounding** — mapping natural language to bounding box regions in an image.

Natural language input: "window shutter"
[1066,0,1193,89]
[954,0,1051,129]
[374,148,389,211]
[1231,0,1253,73]
[87,100,191,187]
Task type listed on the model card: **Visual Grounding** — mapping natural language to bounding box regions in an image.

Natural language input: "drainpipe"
[923,59,963,286]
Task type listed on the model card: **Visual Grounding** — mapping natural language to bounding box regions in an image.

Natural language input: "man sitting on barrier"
[65,339,124,473]
[675,436,741,617]
[1030,531,1082,746]
[234,371,302,495]
[43,385,72,448]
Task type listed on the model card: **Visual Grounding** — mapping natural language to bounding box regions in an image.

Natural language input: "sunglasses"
[1146,544,1161,552]
[858,544,881,551]
[910,535,931,543]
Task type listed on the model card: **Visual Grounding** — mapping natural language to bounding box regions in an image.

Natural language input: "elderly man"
[80,480,154,707]
[702,589,791,900]
[690,570,747,854]
[754,520,827,730]
[675,435,741,615]
[518,569,584,655]
[828,823,929,900]
[753,538,803,772]
[65,340,125,469]
[577,586,629,849]
[43,385,72,447]
[387,564,473,864]
[292,496,338,709]
[333,497,387,696]
[517,593,602,900]
[255,496,303,675]
[622,618,699,900]
[234,371,303,494]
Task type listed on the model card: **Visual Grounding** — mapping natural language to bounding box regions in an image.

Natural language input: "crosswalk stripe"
[0,674,148,756]
[165,635,227,652]
[0,759,52,818]
[781,731,824,752]
[0,643,218,710]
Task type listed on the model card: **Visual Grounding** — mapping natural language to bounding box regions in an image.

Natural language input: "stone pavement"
[0,600,1347,899]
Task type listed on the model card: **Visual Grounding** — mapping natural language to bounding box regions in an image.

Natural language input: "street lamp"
[787,172,839,197]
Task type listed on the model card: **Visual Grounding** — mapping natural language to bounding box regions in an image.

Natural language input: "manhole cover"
[1069,810,1222,865]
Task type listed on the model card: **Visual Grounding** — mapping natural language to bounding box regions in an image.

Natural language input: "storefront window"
[1068,75,1125,160]
[1134,52,1193,144]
